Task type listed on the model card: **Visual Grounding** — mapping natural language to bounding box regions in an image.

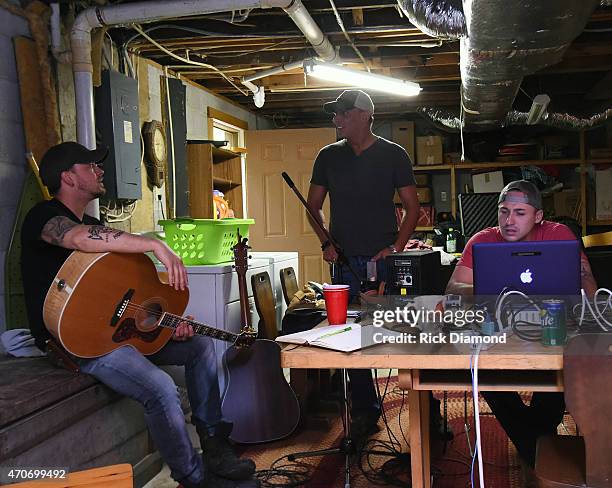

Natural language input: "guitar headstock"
[234,329,257,348]
[232,230,250,278]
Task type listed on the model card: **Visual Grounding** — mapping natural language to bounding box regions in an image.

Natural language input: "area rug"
[238,376,533,487]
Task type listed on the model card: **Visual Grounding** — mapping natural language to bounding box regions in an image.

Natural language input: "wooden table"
[280,333,563,488]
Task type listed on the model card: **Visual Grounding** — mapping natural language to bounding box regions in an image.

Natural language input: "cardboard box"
[472,171,504,193]
[415,174,430,186]
[553,189,580,218]
[596,168,612,220]
[444,152,462,164]
[416,136,443,165]
[392,121,415,162]
[416,186,432,203]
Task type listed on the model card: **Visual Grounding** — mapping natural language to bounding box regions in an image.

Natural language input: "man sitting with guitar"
[20,142,259,488]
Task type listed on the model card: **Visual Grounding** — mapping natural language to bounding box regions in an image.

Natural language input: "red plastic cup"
[323,284,350,325]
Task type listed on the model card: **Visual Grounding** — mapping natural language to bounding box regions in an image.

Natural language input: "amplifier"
[384,250,440,295]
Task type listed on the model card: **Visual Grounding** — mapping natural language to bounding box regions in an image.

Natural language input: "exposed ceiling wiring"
[328,0,370,71]
[130,24,248,95]
[203,39,296,58]
[124,24,301,51]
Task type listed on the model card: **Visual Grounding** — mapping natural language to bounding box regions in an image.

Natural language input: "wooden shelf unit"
[410,132,612,235]
[588,219,612,226]
[413,164,451,171]
[187,142,244,219]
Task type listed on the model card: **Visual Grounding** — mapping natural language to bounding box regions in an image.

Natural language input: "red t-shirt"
[457,221,581,270]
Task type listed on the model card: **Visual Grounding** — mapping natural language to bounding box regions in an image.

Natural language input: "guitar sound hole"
[135,300,165,332]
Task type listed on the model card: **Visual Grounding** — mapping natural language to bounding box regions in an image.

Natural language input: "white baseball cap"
[323,90,374,114]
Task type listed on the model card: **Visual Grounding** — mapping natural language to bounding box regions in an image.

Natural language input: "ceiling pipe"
[70,0,336,215]
[240,0,339,108]
[283,0,337,63]
[241,59,309,104]
[72,0,335,146]
[243,60,306,83]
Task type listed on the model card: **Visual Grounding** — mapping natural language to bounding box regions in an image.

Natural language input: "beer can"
[540,299,566,346]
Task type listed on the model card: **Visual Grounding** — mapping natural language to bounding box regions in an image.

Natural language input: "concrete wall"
[0,6,30,332]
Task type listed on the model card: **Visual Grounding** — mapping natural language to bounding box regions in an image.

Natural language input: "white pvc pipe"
[243,60,306,82]
[284,1,338,62]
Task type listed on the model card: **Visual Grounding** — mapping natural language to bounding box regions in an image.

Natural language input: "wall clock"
[142,120,167,188]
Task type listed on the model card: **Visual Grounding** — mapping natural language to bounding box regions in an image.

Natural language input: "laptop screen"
[473,240,581,296]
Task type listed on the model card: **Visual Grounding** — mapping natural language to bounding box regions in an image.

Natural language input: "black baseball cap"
[39,142,108,193]
[323,90,375,114]
[498,180,543,210]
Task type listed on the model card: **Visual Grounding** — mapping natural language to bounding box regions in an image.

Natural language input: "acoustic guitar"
[43,251,255,358]
[221,232,300,444]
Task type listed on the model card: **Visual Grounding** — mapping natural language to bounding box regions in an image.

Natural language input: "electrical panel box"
[95,70,142,200]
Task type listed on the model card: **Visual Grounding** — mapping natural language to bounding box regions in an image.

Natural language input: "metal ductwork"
[397,0,465,39]
[417,107,612,131]
[460,0,600,129]
[398,0,601,130]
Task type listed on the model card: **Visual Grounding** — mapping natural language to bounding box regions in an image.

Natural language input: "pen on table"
[316,326,352,340]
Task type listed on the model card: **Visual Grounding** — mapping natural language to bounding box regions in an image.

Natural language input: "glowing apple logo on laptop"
[520,269,533,284]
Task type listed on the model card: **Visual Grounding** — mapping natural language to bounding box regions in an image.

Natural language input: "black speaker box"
[385,250,441,295]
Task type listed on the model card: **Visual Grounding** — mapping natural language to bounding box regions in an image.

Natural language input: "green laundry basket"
[159,218,255,265]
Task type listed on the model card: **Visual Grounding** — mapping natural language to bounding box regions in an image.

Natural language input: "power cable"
[328,0,371,71]
[130,24,248,95]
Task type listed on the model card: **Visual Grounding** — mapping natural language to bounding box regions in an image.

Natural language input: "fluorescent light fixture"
[303,60,421,97]
[526,94,551,125]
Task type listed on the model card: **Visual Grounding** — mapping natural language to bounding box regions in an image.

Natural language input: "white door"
[245,128,336,287]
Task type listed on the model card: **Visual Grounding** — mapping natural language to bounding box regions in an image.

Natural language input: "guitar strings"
[121,302,240,337]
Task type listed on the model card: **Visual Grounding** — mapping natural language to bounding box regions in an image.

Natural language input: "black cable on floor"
[355,370,410,486]
[253,454,313,487]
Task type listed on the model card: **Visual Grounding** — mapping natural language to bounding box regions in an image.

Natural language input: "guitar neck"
[160,313,238,344]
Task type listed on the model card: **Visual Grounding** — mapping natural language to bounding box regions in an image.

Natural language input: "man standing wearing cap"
[306,90,420,438]
[446,180,597,475]
[20,142,258,488]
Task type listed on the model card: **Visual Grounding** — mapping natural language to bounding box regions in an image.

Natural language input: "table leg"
[290,368,308,414]
[408,389,431,488]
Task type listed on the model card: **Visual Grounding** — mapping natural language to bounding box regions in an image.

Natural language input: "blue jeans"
[333,255,387,302]
[332,256,387,419]
[79,336,221,485]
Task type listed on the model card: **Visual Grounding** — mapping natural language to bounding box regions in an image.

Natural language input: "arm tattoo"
[41,216,79,246]
[580,257,594,278]
[87,225,125,242]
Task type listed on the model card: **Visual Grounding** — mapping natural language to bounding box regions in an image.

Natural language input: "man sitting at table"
[446,180,597,475]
